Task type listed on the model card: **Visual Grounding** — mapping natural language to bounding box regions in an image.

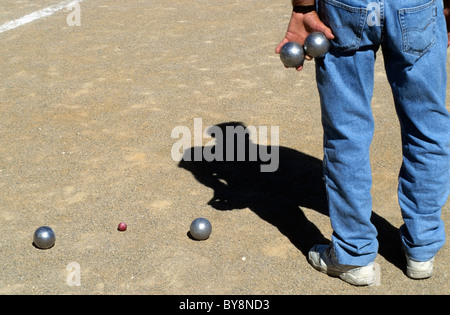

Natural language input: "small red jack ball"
[118,222,127,231]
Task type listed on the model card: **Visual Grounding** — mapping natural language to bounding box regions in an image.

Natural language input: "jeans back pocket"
[399,0,437,56]
[318,0,368,52]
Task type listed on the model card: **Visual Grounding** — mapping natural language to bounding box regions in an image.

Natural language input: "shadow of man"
[178,122,328,257]
[178,122,403,269]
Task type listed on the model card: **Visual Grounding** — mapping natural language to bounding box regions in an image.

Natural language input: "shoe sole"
[406,267,433,280]
[308,252,376,286]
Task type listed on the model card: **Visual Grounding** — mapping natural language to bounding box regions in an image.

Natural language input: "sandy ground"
[0,0,448,295]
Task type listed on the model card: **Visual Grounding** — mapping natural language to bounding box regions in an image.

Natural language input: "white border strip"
[0,0,83,34]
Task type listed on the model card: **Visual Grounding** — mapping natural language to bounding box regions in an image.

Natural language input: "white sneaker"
[405,255,434,280]
[308,244,376,286]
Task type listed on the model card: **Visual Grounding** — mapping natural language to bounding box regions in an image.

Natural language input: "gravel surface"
[0,0,448,295]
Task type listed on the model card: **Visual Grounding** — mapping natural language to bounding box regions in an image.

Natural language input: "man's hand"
[275,8,334,71]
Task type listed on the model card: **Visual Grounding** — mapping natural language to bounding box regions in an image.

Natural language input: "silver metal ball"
[303,32,330,58]
[280,41,305,68]
[33,226,56,249]
[189,218,212,241]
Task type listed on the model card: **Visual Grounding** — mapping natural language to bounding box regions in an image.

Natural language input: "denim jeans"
[315,0,450,265]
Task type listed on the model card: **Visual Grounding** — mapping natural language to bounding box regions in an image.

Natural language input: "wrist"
[293,5,316,14]
[292,0,316,13]
[292,0,315,6]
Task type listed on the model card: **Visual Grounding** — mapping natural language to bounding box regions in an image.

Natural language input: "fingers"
[275,38,289,54]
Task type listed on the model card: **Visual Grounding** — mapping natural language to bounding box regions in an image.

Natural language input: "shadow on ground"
[178,122,404,270]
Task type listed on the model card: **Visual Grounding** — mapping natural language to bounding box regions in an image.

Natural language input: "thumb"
[306,13,335,40]
[322,27,335,40]
[315,23,335,40]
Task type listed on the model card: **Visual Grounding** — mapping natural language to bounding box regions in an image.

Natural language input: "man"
[276,0,450,286]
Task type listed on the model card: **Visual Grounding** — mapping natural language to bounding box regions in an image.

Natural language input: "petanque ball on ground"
[189,218,212,241]
[33,226,56,249]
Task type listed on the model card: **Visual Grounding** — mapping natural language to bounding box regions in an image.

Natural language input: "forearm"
[292,0,315,6]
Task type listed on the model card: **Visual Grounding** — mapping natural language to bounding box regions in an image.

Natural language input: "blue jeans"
[315,0,450,265]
